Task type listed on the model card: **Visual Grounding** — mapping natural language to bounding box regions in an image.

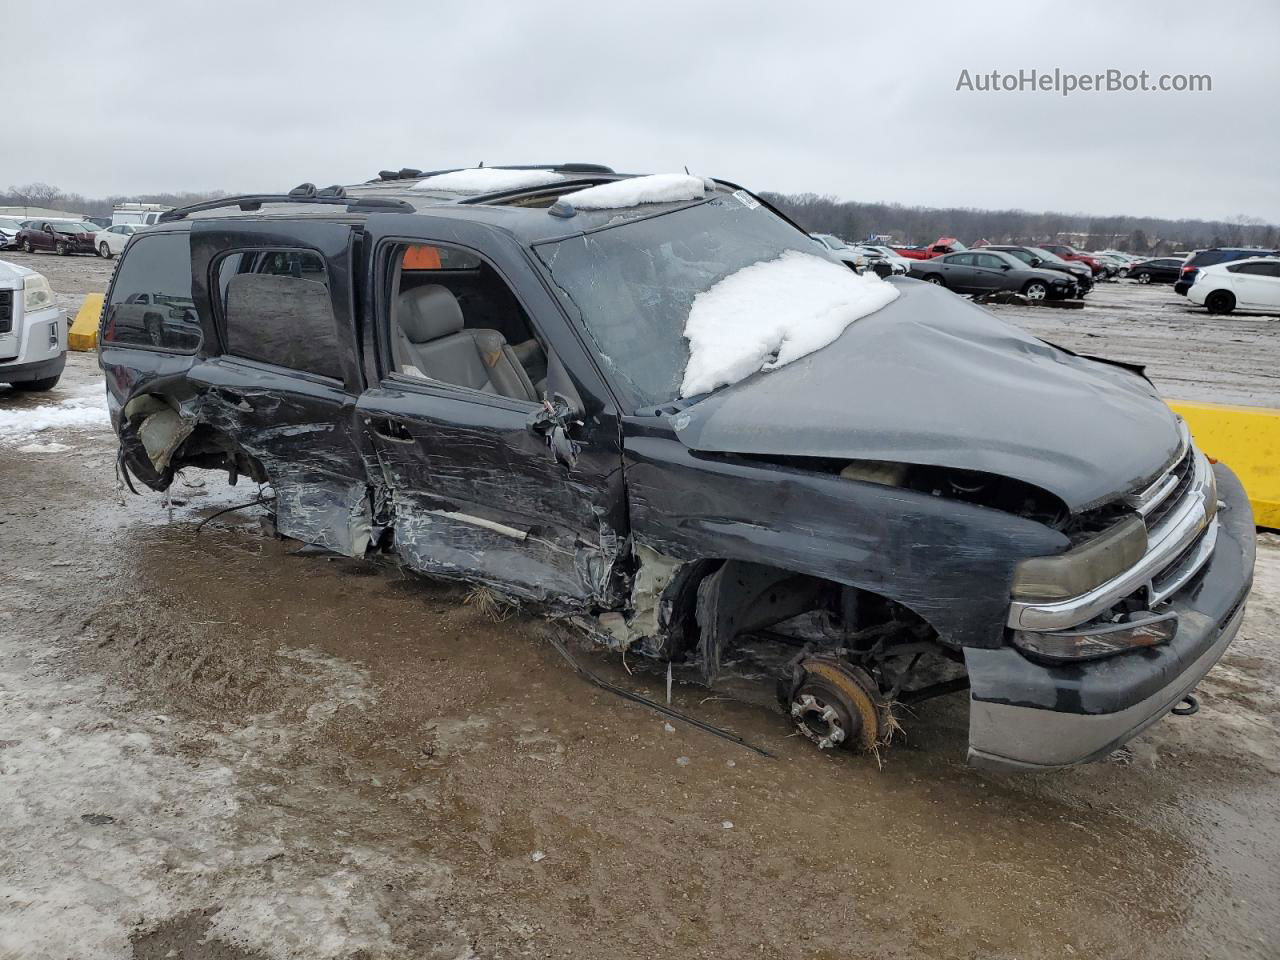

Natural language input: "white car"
[852,244,913,277]
[0,216,27,249]
[95,223,144,259]
[1187,257,1280,315]
[0,259,68,391]
[810,233,868,271]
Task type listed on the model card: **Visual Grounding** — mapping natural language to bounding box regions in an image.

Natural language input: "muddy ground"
[1,256,1278,959]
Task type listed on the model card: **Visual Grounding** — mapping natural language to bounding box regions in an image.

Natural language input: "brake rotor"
[787,658,887,752]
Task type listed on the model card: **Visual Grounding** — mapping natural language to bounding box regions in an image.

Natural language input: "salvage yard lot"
[2,263,1279,958]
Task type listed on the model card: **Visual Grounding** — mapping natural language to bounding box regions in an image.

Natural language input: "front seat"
[394,285,539,402]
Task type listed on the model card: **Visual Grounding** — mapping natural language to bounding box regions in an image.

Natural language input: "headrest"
[398,284,463,343]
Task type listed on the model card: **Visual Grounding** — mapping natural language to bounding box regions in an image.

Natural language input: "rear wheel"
[1136,271,1152,283]
[99,242,112,258]
[55,241,67,256]
[923,274,944,286]
[1023,280,1048,300]
[12,374,61,392]
[1205,290,1236,315]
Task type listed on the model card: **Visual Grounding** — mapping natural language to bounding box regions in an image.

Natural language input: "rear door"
[940,253,978,291]
[353,216,627,606]
[971,253,1011,291]
[1229,261,1280,308]
[186,218,375,557]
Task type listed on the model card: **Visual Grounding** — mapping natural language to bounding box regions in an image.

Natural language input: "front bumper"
[964,462,1255,771]
[0,352,66,384]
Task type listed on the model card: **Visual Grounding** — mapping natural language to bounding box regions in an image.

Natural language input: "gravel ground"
[1,259,1277,959]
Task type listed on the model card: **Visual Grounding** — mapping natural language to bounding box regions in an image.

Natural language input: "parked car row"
[2,218,146,258]
[908,248,1078,300]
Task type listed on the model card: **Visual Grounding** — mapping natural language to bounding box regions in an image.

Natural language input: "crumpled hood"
[670,279,1181,512]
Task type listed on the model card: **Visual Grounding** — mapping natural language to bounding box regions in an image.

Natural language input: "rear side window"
[102,232,200,352]
[1229,261,1280,277]
[216,249,342,381]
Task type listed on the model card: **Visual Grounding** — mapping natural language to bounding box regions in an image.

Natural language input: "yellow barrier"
[68,292,104,352]
[1170,401,1280,529]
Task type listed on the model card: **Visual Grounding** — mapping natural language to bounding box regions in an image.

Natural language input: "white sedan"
[1188,256,1280,314]
[94,224,143,259]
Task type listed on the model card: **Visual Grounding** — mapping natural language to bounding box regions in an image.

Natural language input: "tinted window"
[1002,249,1034,264]
[975,253,1006,269]
[102,232,200,351]
[217,249,341,380]
[1229,261,1280,277]
[945,253,975,266]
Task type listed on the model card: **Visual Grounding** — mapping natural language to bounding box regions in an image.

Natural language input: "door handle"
[369,417,416,444]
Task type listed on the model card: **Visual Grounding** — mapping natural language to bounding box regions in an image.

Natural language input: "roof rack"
[374,163,616,182]
[159,190,414,222]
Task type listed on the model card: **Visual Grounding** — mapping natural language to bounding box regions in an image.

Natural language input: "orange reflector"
[402,245,442,270]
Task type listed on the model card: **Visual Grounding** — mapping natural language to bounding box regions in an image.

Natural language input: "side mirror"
[1000,263,1012,270]
[542,349,585,420]
[526,350,585,468]
[1030,257,1042,267]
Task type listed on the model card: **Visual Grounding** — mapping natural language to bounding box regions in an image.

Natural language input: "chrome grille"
[1009,443,1217,631]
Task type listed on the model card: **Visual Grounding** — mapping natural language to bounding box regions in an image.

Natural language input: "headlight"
[1013,611,1177,661]
[23,274,54,312]
[1011,516,1147,601]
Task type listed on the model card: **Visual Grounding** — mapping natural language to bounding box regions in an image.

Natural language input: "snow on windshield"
[680,251,900,397]
[561,174,705,210]
[412,168,565,193]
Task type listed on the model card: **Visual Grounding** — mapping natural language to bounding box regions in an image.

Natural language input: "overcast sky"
[8,1,1278,222]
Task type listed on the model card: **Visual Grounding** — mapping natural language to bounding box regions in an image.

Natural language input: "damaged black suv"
[99,165,1255,771]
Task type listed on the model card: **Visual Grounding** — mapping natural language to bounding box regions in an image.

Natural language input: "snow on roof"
[411,168,565,193]
[680,250,900,398]
[561,173,705,210]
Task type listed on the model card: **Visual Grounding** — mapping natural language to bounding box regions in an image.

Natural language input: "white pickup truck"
[0,259,68,391]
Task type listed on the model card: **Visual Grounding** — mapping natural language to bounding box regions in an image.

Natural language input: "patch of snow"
[411,168,564,193]
[680,250,900,397]
[560,173,705,210]
[16,441,71,453]
[0,394,109,442]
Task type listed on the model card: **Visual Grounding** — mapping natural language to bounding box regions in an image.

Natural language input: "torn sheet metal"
[669,280,1182,512]
[272,473,373,558]
[125,395,196,473]
[624,433,1066,649]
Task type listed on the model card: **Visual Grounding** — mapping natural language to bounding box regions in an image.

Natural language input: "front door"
[187,218,374,557]
[354,224,627,606]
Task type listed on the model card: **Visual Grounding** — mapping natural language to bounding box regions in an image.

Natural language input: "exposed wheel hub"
[783,657,889,754]
[791,692,848,749]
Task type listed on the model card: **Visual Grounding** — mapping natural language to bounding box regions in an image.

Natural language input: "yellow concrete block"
[68,292,104,352]
[1169,400,1280,529]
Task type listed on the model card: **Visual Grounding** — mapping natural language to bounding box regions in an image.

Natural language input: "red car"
[1039,243,1105,276]
[891,236,965,260]
[14,220,98,255]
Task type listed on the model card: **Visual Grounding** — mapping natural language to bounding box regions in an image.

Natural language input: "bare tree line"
[6,180,1276,255]
[1,182,228,217]
[764,192,1279,254]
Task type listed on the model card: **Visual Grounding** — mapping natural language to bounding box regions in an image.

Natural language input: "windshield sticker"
[733,190,761,210]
